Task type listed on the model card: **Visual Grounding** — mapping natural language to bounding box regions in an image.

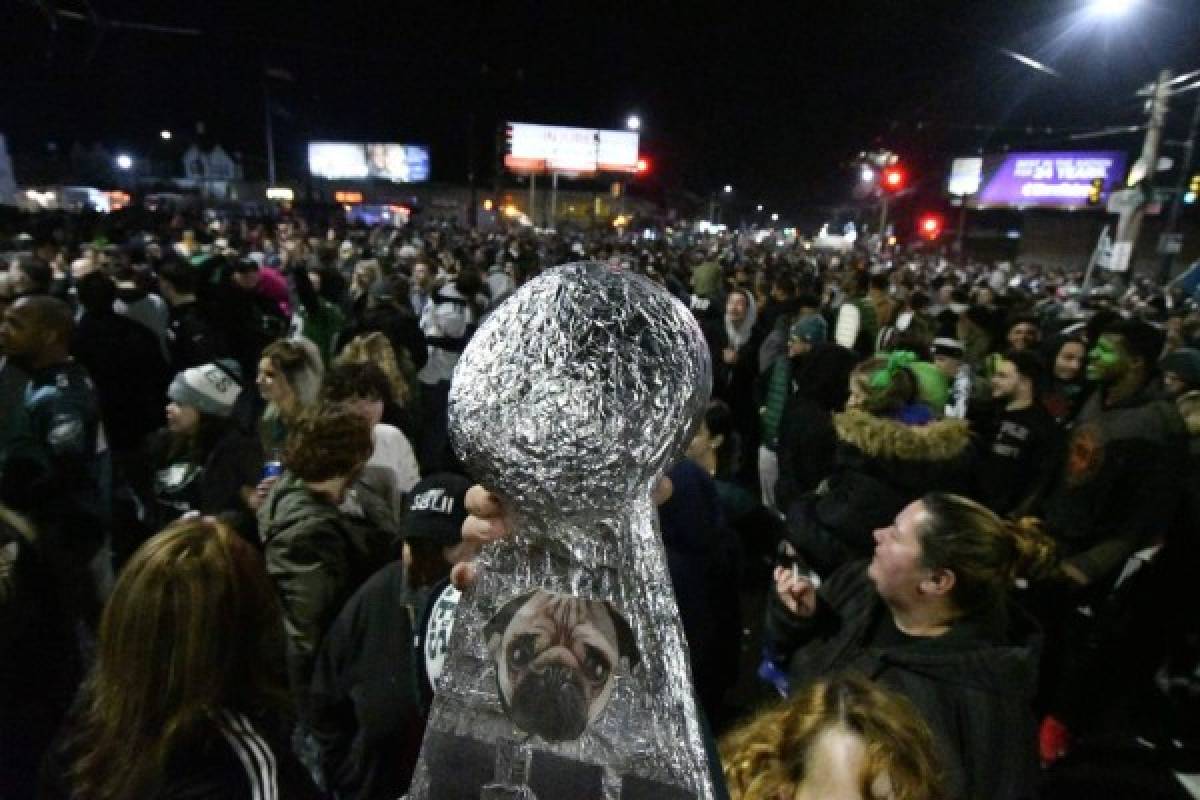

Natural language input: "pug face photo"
[484,589,641,742]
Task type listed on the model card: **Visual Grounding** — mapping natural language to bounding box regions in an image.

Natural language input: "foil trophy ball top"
[448,261,712,516]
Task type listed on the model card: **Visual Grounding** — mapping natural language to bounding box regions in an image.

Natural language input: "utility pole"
[1112,69,1172,277]
[878,194,890,248]
[550,171,559,228]
[529,171,537,227]
[467,112,477,228]
[1158,93,1200,284]
[263,79,277,186]
[955,200,968,264]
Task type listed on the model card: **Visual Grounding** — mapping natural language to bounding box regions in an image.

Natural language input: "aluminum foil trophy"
[407,262,716,799]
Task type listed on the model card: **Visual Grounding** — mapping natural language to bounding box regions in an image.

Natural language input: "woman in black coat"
[768,492,1058,800]
[133,361,262,554]
[786,356,975,576]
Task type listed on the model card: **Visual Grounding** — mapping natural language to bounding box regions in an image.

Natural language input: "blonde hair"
[721,673,945,800]
[336,332,415,408]
[352,260,383,299]
[261,337,324,415]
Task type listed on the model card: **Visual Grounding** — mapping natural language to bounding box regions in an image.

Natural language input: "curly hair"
[282,403,373,483]
[720,673,945,800]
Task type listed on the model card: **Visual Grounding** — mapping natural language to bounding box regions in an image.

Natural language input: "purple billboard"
[968,151,1127,210]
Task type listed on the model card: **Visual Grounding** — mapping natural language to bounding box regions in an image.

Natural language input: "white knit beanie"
[167,360,243,418]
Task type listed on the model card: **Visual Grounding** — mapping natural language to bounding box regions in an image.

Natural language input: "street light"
[159,130,172,141]
[626,114,641,131]
[1086,0,1138,17]
[723,184,733,194]
[860,166,875,183]
[770,212,780,222]
[756,204,764,212]
[115,153,134,171]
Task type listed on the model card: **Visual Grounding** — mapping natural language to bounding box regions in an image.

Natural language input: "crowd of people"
[1,206,1199,799]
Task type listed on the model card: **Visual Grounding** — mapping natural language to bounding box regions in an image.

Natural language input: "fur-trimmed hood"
[832,409,972,462]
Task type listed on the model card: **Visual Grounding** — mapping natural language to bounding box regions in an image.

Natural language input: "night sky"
[5,0,1199,217]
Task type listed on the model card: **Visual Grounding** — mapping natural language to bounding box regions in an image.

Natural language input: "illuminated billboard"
[947,157,983,197]
[308,141,430,182]
[966,151,1127,210]
[505,123,640,174]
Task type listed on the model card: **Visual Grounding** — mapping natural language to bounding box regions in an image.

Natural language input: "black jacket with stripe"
[39,711,320,800]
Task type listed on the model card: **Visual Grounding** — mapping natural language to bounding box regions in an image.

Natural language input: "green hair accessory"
[869,350,917,389]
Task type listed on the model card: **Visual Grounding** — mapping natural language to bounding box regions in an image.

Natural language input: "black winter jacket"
[137,424,263,539]
[166,300,227,373]
[766,561,1042,800]
[0,521,79,799]
[772,343,858,510]
[785,410,975,575]
[310,562,427,800]
[40,711,320,800]
[71,311,171,452]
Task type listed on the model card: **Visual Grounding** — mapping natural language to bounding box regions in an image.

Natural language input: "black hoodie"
[766,561,1043,800]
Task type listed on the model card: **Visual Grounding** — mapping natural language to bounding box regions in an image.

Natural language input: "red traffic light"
[918,213,943,240]
[635,157,650,174]
[882,166,906,191]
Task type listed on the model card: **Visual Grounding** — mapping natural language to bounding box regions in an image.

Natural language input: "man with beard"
[978,350,1059,516]
[1039,319,1186,588]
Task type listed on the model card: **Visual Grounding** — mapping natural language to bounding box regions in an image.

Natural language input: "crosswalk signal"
[1087,177,1104,206]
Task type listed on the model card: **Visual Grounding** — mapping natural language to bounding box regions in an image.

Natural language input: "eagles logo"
[1065,424,1105,486]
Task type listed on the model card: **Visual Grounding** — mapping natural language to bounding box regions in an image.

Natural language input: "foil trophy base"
[406,505,714,799]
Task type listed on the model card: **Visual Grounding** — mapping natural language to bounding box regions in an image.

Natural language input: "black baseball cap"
[405,473,472,547]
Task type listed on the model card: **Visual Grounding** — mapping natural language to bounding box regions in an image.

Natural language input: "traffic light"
[1186,173,1200,205]
[635,157,650,175]
[1087,177,1104,206]
[882,166,906,192]
[918,213,943,240]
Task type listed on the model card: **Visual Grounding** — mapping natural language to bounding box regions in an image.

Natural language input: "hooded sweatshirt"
[723,291,757,351]
[1040,382,1187,583]
[766,561,1042,800]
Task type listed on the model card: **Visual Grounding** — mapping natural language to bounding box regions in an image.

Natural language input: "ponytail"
[919,493,1058,618]
[1003,516,1058,583]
